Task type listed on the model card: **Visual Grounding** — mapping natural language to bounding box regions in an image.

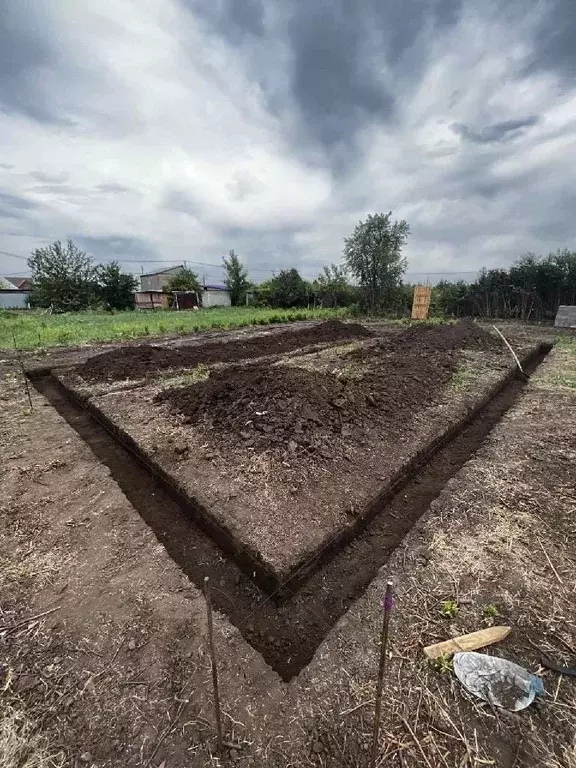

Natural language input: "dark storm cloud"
[286,0,463,153]
[184,0,462,158]
[181,0,265,43]
[286,1,393,151]
[523,0,576,80]
[1,0,575,277]
[74,235,161,261]
[0,4,139,134]
[0,4,70,124]
[452,117,539,144]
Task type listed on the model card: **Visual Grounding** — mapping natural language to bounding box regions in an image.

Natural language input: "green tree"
[28,239,98,311]
[165,267,201,293]
[344,212,410,312]
[97,262,138,311]
[223,250,249,306]
[313,264,356,307]
[268,268,308,308]
[431,280,473,317]
[252,279,273,307]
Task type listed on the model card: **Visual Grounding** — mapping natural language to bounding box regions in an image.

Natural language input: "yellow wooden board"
[423,626,512,659]
[411,285,432,320]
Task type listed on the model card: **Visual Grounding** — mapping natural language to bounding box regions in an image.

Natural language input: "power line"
[1,248,483,277]
[406,270,479,275]
[0,249,28,261]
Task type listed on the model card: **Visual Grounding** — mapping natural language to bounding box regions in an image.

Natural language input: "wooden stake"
[370,580,394,768]
[204,576,223,753]
[12,332,33,410]
[492,325,528,379]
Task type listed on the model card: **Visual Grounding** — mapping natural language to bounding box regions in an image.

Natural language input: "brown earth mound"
[399,318,501,352]
[155,322,489,461]
[348,319,500,365]
[77,320,372,382]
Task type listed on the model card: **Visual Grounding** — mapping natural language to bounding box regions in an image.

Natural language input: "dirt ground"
[0,320,575,768]
[53,322,534,595]
[75,320,373,382]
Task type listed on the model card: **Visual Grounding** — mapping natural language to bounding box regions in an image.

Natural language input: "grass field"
[0,306,348,350]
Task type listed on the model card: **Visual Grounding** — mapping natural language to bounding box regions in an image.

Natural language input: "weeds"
[0,307,349,350]
[482,603,499,619]
[164,363,211,388]
[427,654,453,675]
[440,599,459,619]
[450,360,476,393]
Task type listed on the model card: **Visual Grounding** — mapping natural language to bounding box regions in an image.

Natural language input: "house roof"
[3,276,31,290]
[204,283,227,291]
[140,265,184,277]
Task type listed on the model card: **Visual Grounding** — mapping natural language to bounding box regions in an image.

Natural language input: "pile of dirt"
[400,318,501,352]
[346,319,501,367]
[79,345,185,382]
[77,320,372,382]
[155,323,478,461]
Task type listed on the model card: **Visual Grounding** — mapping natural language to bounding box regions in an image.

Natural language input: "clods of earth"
[76,319,374,382]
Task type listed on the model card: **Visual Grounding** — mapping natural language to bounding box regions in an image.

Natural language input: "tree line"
[25,218,576,320]
[432,250,576,321]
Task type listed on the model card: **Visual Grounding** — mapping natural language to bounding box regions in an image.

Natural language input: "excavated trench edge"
[29,344,550,680]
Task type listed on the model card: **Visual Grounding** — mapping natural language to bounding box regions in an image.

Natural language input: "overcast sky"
[0,0,574,283]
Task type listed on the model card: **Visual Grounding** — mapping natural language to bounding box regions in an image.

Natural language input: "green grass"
[555,333,576,354]
[552,333,576,388]
[449,360,476,393]
[0,307,349,350]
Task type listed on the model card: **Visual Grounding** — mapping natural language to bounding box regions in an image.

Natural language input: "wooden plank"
[423,626,511,659]
[411,285,432,320]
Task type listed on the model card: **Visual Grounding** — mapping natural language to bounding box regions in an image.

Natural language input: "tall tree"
[28,239,98,312]
[165,267,201,293]
[223,250,249,306]
[268,268,308,308]
[344,212,410,311]
[98,262,138,311]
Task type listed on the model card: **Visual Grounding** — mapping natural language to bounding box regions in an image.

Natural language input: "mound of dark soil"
[79,344,185,382]
[155,323,471,460]
[401,319,501,352]
[347,319,501,367]
[77,320,372,382]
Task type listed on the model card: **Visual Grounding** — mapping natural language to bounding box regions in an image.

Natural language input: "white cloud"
[0,0,574,282]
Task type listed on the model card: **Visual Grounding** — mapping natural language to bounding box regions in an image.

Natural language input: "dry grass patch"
[0,707,63,768]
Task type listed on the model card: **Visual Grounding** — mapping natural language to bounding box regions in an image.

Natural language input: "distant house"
[134,291,169,310]
[202,284,231,308]
[136,266,231,309]
[4,277,32,291]
[0,276,30,309]
[140,266,185,292]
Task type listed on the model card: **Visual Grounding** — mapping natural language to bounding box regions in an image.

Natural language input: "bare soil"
[76,319,373,382]
[1,320,573,768]
[156,319,499,461]
[32,348,548,681]
[55,322,528,595]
